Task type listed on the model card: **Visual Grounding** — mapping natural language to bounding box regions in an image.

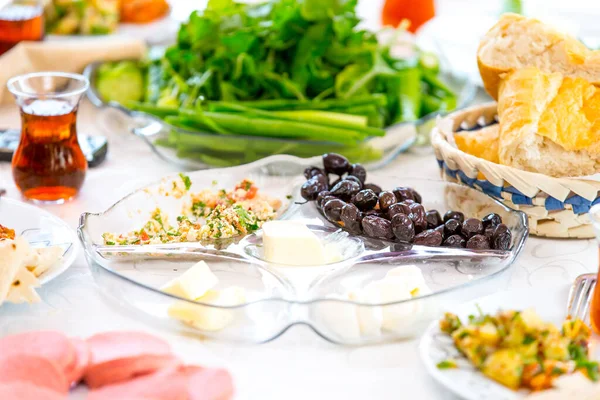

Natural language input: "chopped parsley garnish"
[436,360,457,369]
[192,201,207,215]
[105,241,116,246]
[286,195,293,199]
[522,335,536,345]
[233,205,259,231]
[179,173,192,191]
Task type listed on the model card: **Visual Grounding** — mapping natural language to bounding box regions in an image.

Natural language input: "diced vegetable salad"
[96,0,458,165]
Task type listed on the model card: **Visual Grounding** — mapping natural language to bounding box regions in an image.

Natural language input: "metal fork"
[567,273,597,323]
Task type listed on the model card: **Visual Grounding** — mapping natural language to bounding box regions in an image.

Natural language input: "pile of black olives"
[301,153,513,250]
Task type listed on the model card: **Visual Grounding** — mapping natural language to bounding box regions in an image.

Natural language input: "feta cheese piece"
[168,286,246,331]
[262,221,326,266]
[161,261,219,300]
[314,294,361,342]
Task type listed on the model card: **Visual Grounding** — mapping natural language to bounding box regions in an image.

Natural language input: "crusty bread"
[477,13,600,100]
[497,67,600,177]
[454,124,499,164]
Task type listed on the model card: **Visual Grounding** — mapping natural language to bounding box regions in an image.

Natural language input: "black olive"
[316,191,332,207]
[344,175,363,189]
[340,203,362,234]
[363,183,382,194]
[361,215,394,240]
[391,213,415,242]
[413,229,443,247]
[323,153,351,175]
[388,202,411,220]
[408,203,427,233]
[484,227,495,241]
[443,234,466,248]
[304,166,325,180]
[410,188,422,204]
[425,210,442,229]
[353,189,378,211]
[482,213,502,229]
[329,177,342,190]
[466,235,490,250]
[378,191,396,213]
[491,224,511,250]
[363,209,382,217]
[301,177,327,201]
[443,210,465,224]
[434,225,445,238]
[323,198,347,222]
[330,180,361,201]
[462,218,484,239]
[393,187,415,203]
[444,219,461,237]
[312,173,329,185]
[318,196,336,210]
[349,163,367,184]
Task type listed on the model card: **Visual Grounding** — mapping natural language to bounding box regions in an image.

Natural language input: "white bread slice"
[454,124,499,164]
[497,67,600,177]
[478,13,600,100]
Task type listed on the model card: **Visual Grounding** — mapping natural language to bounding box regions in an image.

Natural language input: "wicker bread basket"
[431,103,600,238]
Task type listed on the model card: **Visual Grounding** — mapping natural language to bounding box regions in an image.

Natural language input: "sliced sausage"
[0,381,67,400]
[188,368,235,400]
[84,331,176,388]
[88,365,203,400]
[0,354,68,394]
[0,331,75,378]
[85,354,180,389]
[65,338,90,385]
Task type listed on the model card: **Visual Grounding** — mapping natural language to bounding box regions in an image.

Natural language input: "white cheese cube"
[262,221,326,266]
[161,261,219,300]
[168,286,246,331]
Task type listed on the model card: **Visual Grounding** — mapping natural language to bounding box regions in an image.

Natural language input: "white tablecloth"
[0,100,596,399]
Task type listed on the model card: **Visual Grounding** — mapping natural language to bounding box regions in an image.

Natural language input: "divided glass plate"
[84,61,477,171]
[78,155,528,344]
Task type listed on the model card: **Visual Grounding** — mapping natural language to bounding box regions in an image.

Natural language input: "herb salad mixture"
[96,0,458,166]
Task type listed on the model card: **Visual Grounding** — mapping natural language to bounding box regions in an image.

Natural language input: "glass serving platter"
[83,61,477,171]
[78,155,528,345]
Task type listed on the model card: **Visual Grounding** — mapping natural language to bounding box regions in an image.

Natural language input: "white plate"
[0,197,77,284]
[419,284,575,400]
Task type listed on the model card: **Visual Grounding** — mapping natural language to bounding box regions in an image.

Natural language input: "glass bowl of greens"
[85,0,476,169]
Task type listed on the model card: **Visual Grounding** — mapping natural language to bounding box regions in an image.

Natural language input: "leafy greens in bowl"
[88,0,475,168]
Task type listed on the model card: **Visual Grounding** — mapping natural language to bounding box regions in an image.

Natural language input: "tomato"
[381,0,435,33]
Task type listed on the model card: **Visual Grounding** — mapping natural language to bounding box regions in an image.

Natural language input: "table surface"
[0,100,596,400]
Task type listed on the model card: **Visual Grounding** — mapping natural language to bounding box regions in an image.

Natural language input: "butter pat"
[161,261,218,300]
[168,286,246,331]
[262,221,326,266]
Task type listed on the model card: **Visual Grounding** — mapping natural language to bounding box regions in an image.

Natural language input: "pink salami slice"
[65,338,90,386]
[88,365,203,400]
[0,354,68,394]
[188,369,235,400]
[84,331,177,388]
[0,381,67,400]
[0,331,75,379]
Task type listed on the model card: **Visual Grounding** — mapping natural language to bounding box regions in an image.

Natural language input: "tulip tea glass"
[0,0,44,56]
[7,72,89,204]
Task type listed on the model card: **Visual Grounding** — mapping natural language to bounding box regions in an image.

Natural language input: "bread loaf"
[497,67,600,177]
[477,13,600,100]
[454,124,499,164]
